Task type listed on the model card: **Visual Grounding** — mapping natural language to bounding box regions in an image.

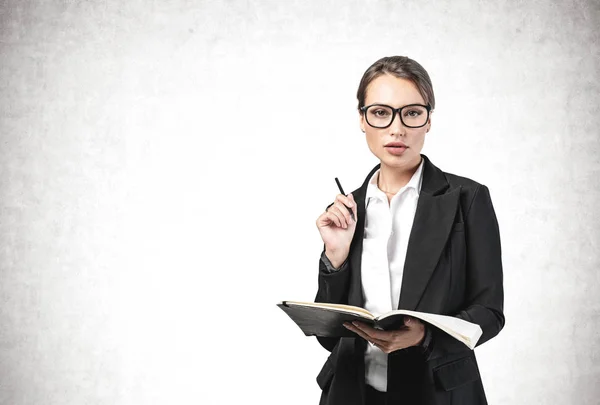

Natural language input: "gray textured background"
[1,1,599,404]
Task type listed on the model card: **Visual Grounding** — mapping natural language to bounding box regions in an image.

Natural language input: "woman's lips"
[385,146,407,155]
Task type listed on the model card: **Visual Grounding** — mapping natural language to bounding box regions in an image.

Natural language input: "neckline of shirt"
[366,157,425,203]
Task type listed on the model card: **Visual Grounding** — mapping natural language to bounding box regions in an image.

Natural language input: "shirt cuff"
[320,250,349,273]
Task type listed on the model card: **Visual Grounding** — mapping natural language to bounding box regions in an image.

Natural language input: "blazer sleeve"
[425,184,505,361]
[314,247,352,352]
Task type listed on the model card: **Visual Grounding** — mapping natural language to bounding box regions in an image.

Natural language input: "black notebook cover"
[277,302,406,338]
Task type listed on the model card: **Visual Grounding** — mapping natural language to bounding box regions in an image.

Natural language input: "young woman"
[314,56,504,405]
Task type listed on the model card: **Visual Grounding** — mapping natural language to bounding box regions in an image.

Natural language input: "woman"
[314,56,504,405]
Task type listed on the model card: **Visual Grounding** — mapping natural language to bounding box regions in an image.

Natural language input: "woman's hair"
[356,56,435,113]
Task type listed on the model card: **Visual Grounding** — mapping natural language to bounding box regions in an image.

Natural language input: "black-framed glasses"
[360,103,432,129]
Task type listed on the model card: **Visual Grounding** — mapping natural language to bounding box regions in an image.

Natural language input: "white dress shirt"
[361,157,424,392]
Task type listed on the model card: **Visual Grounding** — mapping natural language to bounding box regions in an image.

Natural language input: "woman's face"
[359,74,431,170]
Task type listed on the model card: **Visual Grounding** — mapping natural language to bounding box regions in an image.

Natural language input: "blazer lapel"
[344,154,461,311]
[398,154,461,310]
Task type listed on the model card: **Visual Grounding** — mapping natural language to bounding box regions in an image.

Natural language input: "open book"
[277,301,482,350]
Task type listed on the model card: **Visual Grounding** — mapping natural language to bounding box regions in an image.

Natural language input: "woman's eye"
[373,109,390,117]
[404,110,422,117]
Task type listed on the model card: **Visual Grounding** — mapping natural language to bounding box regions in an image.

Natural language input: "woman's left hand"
[343,317,425,354]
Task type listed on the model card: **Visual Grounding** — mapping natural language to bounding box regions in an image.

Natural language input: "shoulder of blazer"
[442,170,490,220]
[443,171,483,191]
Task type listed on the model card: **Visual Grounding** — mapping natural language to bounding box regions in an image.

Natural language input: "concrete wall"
[1,1,598,404]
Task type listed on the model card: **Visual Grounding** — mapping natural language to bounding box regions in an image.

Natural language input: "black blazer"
[314,154,504,405]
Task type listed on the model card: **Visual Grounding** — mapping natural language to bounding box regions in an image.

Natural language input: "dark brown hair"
[356,56,435,113]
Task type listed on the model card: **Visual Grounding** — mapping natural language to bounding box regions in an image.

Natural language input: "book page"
[282,301,375,319]
[376,309,482,349]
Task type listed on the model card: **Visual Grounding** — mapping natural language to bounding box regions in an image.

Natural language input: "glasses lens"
[366,105,394,128]
[401,105,429,128]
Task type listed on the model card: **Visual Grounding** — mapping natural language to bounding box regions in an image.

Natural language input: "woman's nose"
[389,111,406,135]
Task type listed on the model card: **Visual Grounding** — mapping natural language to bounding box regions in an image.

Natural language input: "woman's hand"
[343,316,425,354]
[316,193,358,268]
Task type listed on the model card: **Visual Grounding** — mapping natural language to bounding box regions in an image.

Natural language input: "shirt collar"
[366,157,425,202]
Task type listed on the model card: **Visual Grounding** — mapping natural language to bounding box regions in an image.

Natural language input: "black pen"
[334,177,355,222]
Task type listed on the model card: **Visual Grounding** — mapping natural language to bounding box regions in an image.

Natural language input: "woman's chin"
[379,150,413,167]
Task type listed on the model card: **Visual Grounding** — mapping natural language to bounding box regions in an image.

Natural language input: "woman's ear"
[426,113,433,133]
[359,114,366,133]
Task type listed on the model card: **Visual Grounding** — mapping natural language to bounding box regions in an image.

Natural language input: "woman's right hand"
[316,193,358,268]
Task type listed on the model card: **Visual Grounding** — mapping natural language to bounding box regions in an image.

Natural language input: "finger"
[344,322,381,343]
[404,316,421,328]
[348,193,357,220]
[329,206,349,229]
[352,322,390,341]
[336,193,355,211]
[332,201,352,227]
[324,211,343,228]
[345,323,386,346]
[317,211,340,228]
[327,196,354,225]
[317,212,330,226]
[336,194,356,223]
